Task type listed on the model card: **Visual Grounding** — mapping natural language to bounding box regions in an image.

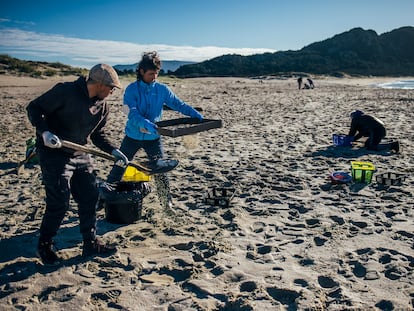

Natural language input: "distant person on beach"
[106,51,203,210]
[307,78,314,89]
[26,64,128,265]
[347,110,399,152]
[297,77,302,89]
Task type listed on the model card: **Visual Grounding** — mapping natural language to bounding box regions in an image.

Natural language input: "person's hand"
[191,110,203,121]
[140,119,158,134]
[42,131,62,148]
[111,149,129,166]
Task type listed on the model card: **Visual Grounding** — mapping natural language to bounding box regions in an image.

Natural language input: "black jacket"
[26,76,115,154]
[348,114,386,141]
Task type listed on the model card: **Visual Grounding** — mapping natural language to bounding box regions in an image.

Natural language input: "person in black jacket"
[26,64,129,265]
[347,110,399,152]
[297,77,303,90]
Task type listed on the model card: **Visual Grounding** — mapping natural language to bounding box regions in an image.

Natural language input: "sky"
[1,0,413,69]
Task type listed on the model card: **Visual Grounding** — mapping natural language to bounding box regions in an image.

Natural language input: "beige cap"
[88,63,122,89]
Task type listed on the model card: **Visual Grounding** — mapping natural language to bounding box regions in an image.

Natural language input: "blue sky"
[1,0,413,68]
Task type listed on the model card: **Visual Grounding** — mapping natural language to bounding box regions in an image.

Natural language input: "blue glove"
[111,149,129,167]
[191,110,203,121]
[141,119,158,134]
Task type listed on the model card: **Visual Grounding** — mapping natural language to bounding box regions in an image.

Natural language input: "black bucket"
[99,181,151,224]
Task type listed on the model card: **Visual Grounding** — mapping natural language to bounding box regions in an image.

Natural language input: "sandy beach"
[0,74,413,310]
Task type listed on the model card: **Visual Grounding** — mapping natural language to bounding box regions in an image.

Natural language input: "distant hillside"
[0,54,86,77]
[114,60,196,75]
[173,26,414,77]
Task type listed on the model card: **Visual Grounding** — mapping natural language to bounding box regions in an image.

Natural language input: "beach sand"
[0,74,413,310]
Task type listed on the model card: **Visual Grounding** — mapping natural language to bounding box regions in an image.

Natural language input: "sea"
[374,80,414,89]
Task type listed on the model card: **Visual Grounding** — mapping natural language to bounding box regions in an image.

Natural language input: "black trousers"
[365,127,386,150]
[37,147,98,242]
[106,136,171,207]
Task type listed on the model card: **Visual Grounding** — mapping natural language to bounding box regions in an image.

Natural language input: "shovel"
[61,140,178,175]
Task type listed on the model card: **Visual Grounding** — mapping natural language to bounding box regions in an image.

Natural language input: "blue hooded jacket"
[124,80,200,140]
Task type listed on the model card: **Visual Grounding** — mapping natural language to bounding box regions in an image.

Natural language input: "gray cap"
[88,63,122,89]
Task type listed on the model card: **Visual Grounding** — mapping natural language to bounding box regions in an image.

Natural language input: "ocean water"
[374,80,414,89]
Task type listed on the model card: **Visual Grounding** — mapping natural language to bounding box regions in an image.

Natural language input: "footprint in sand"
[318,275,339,288]
[246,244,275,262]
[297,257,315,266]
[256,244,272,255]
[158,266,193,282]
[240,281,257,292]
[185,241,221,263]
[314,236,328,246]
[348,260,367,278]
[384,265,406,280]
[375,300,395,310]
[210,265,225,276]
[266,287,301,308]
[294,278,308,287]
[171,242,194,251]
[221,209,235,221]
[139,272,175,285]
[37,284,74,303]
[90,289,122,305]
[317,276,344,299]
[330,215,345,225]
[350,220,368,229]
[305,218,320,228]
[251,221,266,233]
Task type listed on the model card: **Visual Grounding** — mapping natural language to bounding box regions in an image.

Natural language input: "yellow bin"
[122,166,151,182]
[351,161,375,183]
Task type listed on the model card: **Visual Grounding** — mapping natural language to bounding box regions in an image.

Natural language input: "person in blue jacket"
[107,51,203,210]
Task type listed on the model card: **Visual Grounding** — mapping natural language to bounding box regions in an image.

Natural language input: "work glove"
[140,119,158,135]
[111,149,129,167]
[190,110,203,121]
[42,131,62,148]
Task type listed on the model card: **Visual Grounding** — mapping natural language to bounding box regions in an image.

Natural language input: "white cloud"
[0,28,276,68]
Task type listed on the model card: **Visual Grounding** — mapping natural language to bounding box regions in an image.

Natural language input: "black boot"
[37,240,60,265]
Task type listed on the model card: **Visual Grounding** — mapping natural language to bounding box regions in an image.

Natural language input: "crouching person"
[347,110,399,153]
[26,64,128,265]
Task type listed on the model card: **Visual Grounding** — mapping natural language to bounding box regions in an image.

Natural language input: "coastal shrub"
[17,63,36,73]
[44,69,57,76]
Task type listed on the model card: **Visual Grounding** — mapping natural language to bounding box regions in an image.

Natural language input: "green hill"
[173,26,414,77]
[0,54,86,77]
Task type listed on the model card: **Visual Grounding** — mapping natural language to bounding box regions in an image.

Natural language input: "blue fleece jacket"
[124,80,200,140]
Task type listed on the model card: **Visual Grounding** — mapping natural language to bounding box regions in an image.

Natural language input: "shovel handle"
[61,140,151,174]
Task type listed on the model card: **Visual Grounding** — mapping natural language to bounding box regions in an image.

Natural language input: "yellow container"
[122,166,151,182]
[351,161,375,183]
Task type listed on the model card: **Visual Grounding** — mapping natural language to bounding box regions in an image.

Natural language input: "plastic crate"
[351,161,375,183]
[375,172,405,186]
[333,134,353,147]
[204,187,235,207]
